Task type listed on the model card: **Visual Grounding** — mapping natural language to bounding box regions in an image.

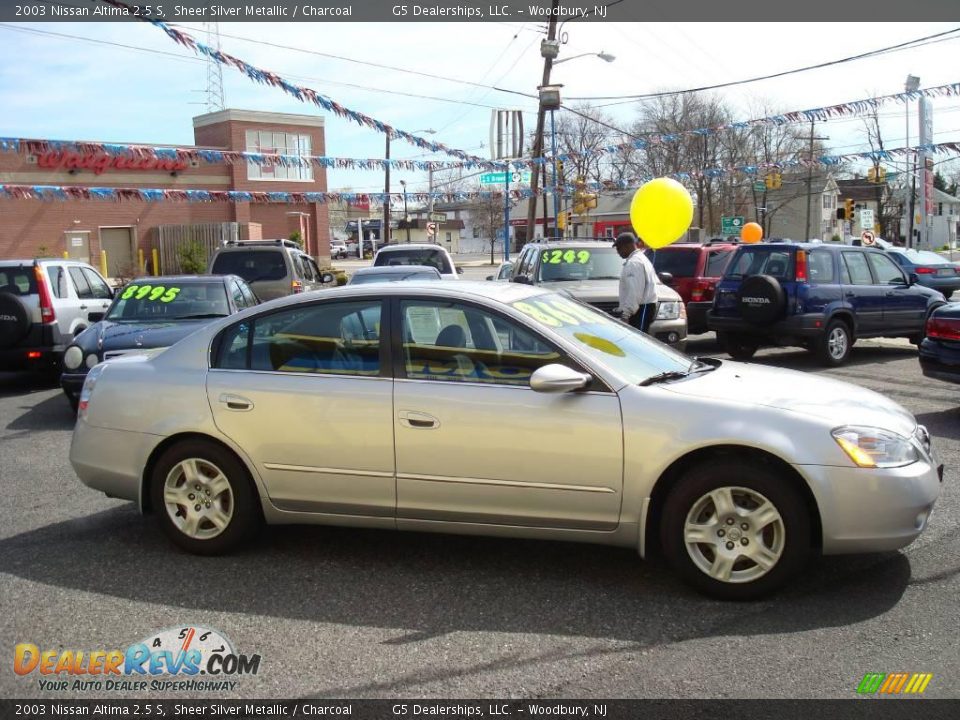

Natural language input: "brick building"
[0,109,330,274]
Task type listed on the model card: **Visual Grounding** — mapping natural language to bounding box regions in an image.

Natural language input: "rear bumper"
[919,338,960,384]
[800,458,943,554]
[706,311,826,339]
[70,420,159,509]
[686,301,712,334]
[0,347,61,372]
[60,371,89,398]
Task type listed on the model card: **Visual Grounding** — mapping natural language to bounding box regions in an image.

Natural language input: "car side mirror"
[486,275,495,281]
[456,266,465,275]
[907,272,918,286]
[530,364,591,393]
[657,272,674,286]
[321,272,335,284]
[512,275,531,285]
[87,312,105,323]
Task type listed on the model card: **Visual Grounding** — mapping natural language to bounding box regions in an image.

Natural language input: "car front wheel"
[150,440,261,555]
[661,460,811,600]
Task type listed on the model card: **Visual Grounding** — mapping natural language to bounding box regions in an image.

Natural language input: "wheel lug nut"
[741,523,749,530]
[726,541,735,550]
[741,538,749,546]
[717,529,725,537]
[188,494,195,500]
[194,504,201,512]
[205,489,210,495]
[726,518,734,525]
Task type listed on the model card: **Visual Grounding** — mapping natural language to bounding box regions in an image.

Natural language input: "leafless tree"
[469,192,506,265]
[861,104,899,239]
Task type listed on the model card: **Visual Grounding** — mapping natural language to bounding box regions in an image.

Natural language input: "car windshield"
[725,248,794,279]
[350,270,440,284]
[211,250,287,282]
[374,248,453,274]
[536,247,624,282]
[509,292,691,385]
[106,281,230,322]
[646,248,699,277]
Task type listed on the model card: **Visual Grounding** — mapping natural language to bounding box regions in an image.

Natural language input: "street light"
[553,51,616,65]
[905,75,920,248]
[399,180,411,243]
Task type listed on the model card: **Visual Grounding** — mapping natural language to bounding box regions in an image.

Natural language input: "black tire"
[815,319,852,366]
[0,292,32,347]
[718,332,759,360]
[661,460,812,600]
[736,275,786,326]
[150,440,261,555]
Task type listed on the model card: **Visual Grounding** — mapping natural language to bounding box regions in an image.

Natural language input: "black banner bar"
[1,0,956,23]
[3,700,960,720]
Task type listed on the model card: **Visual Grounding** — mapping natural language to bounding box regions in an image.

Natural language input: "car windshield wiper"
[688,357,721,374]
[638,370,690,387]
[590,276,622,280]
[174,313,229,320]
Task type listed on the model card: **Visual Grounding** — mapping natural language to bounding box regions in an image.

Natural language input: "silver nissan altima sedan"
[69,281,943,599]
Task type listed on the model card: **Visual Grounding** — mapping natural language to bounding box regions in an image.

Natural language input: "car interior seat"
[766,259,786,276]
[433,324,482,380]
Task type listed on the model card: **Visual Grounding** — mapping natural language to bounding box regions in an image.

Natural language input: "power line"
[566,27,960,103]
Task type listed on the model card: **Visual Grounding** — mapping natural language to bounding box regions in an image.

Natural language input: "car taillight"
[291,280,304,293]
[927,316,960,341]
[34,265,56,323]
[794,250,808,282]
[690,279,715,302]
[915,267,936,274]
[78,363,107,419]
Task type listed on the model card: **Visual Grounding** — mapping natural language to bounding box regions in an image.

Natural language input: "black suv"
[707,242,946,366]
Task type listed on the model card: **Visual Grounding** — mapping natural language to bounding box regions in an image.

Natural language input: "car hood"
[662,361,916,435]
[83,319,212,353]
[539,280,680,302]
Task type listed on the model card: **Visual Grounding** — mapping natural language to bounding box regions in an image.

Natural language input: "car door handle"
[79,305,88,310]
[218,393,253,411]
[885,291,896,297]
[844,292,856,298]
[397,410,439,429]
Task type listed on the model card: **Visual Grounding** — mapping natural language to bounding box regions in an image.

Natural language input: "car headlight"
[656,301,681,320]
[832,426,919,468]
[63,346,83,370]
[85,353,100,369]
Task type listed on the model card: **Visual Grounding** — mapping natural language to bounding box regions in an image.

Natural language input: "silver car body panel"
[70,281,941,557]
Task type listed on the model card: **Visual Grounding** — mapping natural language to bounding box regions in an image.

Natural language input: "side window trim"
[68,266,93,299]
[81,267,112,299]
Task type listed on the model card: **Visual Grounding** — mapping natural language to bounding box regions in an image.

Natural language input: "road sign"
[753,181,766,192]
[426,222,438,236]
[479,171,531,186]
[859,208,874,229]
[429,212,447,222]
[860,230,876,247]
[721,216,745,235]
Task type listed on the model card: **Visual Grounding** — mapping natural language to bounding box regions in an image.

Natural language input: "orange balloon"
[741,222,763,244]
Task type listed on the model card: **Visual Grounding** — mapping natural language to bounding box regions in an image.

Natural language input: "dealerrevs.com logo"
[14,626,261,693]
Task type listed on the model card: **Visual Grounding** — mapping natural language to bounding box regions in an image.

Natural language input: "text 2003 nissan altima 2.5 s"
[69,282,944,599]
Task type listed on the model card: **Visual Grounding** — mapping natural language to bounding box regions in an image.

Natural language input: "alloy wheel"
[162,458,234,540]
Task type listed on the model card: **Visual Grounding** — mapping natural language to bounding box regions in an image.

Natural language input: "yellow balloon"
[629,178,695,249]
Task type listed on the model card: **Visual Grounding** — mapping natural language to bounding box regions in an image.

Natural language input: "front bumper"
[919,337,960,384]
[648,316,687,351]
[60,370,89,399]
[800,457,943,554]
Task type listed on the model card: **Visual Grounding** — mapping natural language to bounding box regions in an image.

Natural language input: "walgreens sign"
[36,151,190,175]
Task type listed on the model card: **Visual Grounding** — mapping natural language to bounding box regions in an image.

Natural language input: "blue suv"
[707,242,946,366]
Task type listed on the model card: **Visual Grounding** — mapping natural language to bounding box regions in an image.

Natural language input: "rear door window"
[704,250,733,278]
[211,250,287,282]
[81,268,113,299]
[68,267,92,299]
[46,266,68,299]
[841,252,874,285]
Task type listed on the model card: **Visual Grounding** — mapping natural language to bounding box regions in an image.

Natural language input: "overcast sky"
[1,21,958,195]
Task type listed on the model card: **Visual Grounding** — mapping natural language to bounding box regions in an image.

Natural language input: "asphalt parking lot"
[1,333,957,700]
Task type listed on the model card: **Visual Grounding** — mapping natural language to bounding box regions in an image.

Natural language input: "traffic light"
[556,159,565,184]
[844,198,855,220]
[764,172,782,190]
[572,177,598,215]
[867,166,887,184]
[557,210,568,230]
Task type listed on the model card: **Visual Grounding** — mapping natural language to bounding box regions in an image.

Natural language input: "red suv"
[645,240,738,334]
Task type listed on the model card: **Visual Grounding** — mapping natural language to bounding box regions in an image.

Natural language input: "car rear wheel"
[718,332,759,360]
[150,440,261,555]
[815,320,851,366]
[661,460,811,600]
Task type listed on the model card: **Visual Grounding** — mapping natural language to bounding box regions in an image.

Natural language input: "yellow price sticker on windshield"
[544,249,591,264]
[120,284,181,303]
[513,297,600,328]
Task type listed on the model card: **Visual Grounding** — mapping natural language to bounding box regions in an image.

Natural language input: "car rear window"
[0,267,37,296]
[211,250,287,282]
[899,250,950,265]
[373,248,453,274]
[705,250,734,278]
[647,248,699,277]
[725,248,794,280]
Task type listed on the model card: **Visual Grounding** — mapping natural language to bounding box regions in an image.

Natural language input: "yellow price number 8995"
[120,284,181,303]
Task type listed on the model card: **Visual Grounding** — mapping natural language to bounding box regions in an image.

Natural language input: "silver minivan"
[208,240,334,302]
[0,258,113,372]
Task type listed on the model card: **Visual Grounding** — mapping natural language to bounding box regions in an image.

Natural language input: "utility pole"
[804,120,829,240]
[524,0,559,244]
[383,134,391,250]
